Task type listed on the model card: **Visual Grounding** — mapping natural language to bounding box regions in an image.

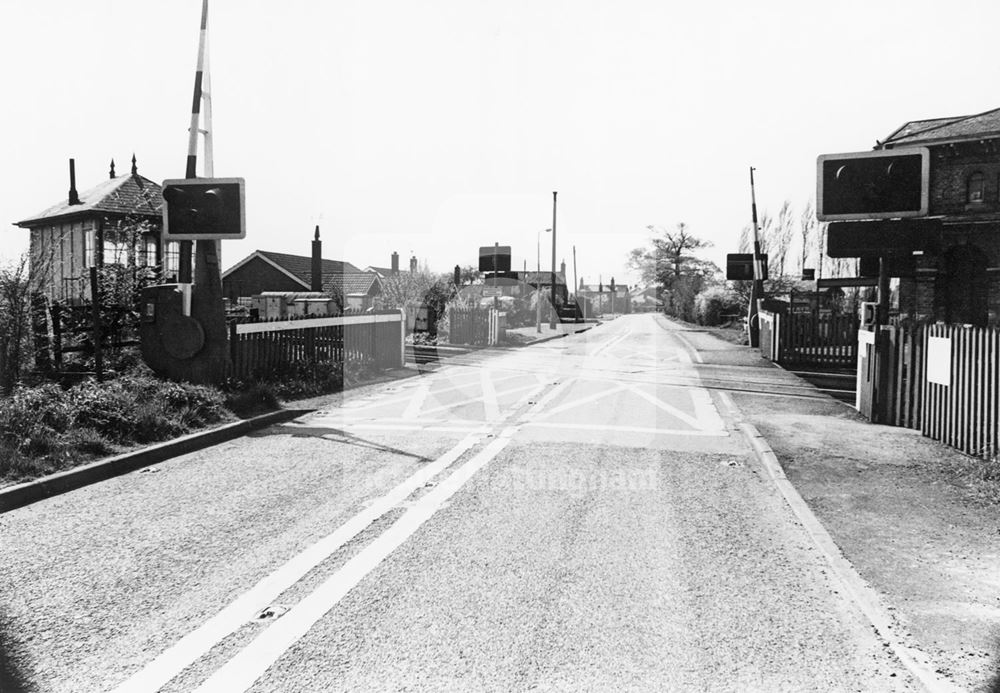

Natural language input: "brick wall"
[223,257,306,300]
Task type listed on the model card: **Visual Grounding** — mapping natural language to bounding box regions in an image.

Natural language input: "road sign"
[826,219,941,257]
[726,253,768,281]
[479,246,512,272]
[162,177,246,240]
[482,287,503,297]
[816,148,929,221]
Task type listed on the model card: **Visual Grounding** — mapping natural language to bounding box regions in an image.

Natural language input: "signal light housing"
[162,177,246,240]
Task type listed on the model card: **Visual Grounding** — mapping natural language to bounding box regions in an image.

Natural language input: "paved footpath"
[668,317,1000,693]
[1,314,989,691]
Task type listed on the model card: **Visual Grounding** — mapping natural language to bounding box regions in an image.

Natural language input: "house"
[13,156,191,303]
[578,280,631,314]
[877,107,1000,326]
[222,227,382,311]
[364,252,400,279]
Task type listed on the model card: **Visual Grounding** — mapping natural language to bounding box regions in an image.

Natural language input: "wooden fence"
[856,322,999,459]
[228,311,404,380]
[448,307,499,346]
[757,310,858,368]
[921,323,1000,458]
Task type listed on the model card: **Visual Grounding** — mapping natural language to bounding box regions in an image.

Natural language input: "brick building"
[879,107,1000,326]
[221,227,383,311]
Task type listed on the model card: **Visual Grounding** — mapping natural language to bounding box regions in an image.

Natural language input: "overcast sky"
[4,0,1000,288]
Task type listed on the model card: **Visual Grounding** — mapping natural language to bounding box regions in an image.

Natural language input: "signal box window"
[967,171,985,203]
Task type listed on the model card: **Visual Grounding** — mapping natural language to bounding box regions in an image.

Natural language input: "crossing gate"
[448,307,500,346]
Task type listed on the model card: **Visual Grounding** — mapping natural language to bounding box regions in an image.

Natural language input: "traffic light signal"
[816,148,928,221]
[162,177,246,240]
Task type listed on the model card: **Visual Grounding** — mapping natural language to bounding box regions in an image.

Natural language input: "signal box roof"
[881,106,1000,148]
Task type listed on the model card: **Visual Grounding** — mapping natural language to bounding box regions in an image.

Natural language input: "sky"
[4,0,1000,290]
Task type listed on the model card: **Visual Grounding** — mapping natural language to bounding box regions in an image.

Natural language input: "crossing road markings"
[111,377,565,693]
[522,421,729,437]
[193,380,575,693]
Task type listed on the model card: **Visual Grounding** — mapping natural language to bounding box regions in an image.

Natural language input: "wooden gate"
[780,312,859,367]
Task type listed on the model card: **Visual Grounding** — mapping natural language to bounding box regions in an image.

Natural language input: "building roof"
[322,271,381,296]
[580,283,628,294]
[16,173,163,228]
[223,250,362,289]
[881,106,1000,147]
[364,265,396,277]
[519,270,567,286]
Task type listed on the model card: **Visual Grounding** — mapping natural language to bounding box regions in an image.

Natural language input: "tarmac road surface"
[0,314,918,692]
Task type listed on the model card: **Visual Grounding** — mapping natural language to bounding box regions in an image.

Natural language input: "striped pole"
[748,166,764,348]
[178,0,210,283]
[186,0,210,179]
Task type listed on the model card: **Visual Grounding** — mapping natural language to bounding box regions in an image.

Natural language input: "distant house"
[222,227,382,311]
[364,252,401,279]
[13,156,190,303]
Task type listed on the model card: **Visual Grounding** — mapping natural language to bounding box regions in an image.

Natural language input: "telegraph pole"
[550,191,558,330]
[748,166,764,348]
[572,245,578,319]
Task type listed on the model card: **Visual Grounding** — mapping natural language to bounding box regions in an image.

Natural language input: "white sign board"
[482,287,503,297]
[926,336,951,386]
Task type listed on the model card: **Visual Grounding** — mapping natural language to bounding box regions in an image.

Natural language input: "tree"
[628,223,719,321]
[0,255,34,393]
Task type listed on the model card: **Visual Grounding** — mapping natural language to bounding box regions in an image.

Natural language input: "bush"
[0,375,234,484]
[695,285,743,326]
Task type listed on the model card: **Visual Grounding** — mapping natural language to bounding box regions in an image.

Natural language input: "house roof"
[519,270,567,286]
[322,271,381,296]
[364,265,396,277]
[881,106,1000,147]
[580,283,628,294]
[222,250,362,288]
[16,173,164,228]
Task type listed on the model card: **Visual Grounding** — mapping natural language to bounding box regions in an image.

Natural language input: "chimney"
[391,251,399,275]
[311,225,323,291]
[409,255,417,273]
[109,159,116,179]
[68,159,80,205]
[560,260,566,277]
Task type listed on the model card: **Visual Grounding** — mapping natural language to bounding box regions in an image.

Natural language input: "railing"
[227,310,404,380]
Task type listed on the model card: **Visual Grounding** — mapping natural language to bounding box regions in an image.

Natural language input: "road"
[0,314,916,692]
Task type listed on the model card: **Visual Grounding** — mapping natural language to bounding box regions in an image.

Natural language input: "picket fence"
[857,322,1000,459]
[227,311,404,380]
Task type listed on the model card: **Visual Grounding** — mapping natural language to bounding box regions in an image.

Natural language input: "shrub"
[695,285,743,326]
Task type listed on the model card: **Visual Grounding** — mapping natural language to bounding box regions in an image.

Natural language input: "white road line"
[481,368,500,421]
[108,433,481,693]
[625,383,712,431]
[689,388,726,430]
[522,421,729,437]
[192,430,519,693]
[419,381,542,417]
[402,379,432,419]
[338,372,524,414]
[327,424,487,433]
[534,383,631,420]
